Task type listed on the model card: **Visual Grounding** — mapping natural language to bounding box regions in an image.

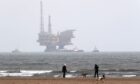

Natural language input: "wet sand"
[0,77,140,84]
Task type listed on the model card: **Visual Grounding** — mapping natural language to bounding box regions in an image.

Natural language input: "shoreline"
[0,69,139,78]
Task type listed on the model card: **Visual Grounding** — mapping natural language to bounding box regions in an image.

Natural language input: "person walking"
[62,64,67,78]
[94,64,99,78]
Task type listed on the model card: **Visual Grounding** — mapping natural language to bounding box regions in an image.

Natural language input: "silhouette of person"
[62,64,67,78]
[94,64,99,78]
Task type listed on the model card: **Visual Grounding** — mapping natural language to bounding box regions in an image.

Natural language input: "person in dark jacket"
[62,64,67,78]
[94,64,99,78]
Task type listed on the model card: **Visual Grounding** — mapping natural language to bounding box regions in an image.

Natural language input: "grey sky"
[0,0,140,52]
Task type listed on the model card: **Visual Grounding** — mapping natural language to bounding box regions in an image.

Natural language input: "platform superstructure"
[37,1,74,52]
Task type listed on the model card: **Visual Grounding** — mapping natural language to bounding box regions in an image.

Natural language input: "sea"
[0,52,140,78]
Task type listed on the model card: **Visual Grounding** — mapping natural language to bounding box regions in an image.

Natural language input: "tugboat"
[93,46,99,52]
[12,49,21,53]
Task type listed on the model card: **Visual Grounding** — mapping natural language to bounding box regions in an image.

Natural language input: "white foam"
[0,70,53,77]
[21,70,53,74]
[70,70,76,73]
[66,74,76,78]
[54,75,60,78]
[0,70,7,73]
[122,75,136,77]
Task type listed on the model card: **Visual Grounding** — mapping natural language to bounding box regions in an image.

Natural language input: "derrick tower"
[37,0,75,52]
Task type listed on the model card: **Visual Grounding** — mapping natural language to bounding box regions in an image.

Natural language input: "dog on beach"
[98,74,105,80]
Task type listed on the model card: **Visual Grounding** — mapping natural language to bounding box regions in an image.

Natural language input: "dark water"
[0,52,140,77]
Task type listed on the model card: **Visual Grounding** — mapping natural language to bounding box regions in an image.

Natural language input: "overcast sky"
[0,0,140,52]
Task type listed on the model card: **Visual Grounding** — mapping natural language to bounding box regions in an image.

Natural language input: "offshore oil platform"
[37,1,75,52]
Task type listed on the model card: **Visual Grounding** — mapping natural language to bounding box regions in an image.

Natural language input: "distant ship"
[12,49,21,53]
[93,46,99,52]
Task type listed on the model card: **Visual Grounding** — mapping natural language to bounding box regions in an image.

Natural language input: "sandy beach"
[0,77,140,84]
